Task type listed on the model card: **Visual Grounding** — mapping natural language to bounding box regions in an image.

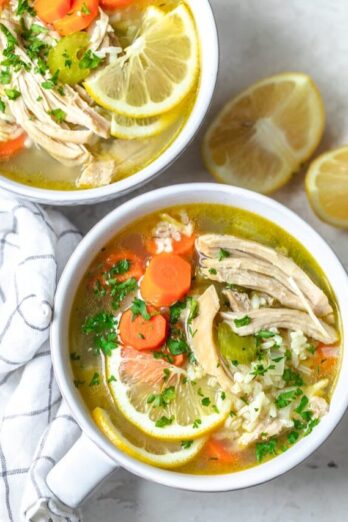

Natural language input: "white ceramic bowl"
[48,183,348,508]
[0,0,218,206]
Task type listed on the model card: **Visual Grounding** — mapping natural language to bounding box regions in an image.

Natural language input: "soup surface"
[0,0,199,190]
[70,204,341,474]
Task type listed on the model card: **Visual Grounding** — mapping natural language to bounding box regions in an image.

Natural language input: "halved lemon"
[85,4,199,117]
[106,346,231,440]
[306,146,348,227]
[93,407,206,468]
[202,73,325,194]
[111,110,176,140]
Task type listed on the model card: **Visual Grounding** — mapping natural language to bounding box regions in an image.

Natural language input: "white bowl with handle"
[48,183,348,508]
[0,0,218,205]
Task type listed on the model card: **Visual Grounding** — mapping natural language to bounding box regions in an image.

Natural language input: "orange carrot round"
[35,0,71,23]
[53,0,99,36]
[119,307,167,351]
[0,133,26,158]
[314,344,339,376]
[204,438,239,464]
[100,0,134,9]
[146,234,196,257]
[141,253,191,307]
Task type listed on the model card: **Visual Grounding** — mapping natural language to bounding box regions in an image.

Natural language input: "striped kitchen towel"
[0,192,82,522]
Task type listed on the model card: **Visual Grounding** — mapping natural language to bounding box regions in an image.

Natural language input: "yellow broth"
[69,204,341,474]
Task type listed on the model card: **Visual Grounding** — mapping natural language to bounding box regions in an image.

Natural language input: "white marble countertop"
[61,0,348,520]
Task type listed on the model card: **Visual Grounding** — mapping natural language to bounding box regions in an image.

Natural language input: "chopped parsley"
[0,98,5,113]
[111,278,138,310]
[283,368,304,387]
[208,268,217,275]
[147,386,176,408]
[169,299,186,323]
[63,50,72,69]
[256,438,277,462]
[155,415,173,428]
[287,431,299,444]
[42,70,59,90]
[130,298,150,321]
[163,368,171,382]
[16,0,36,16]
[48,108,66,123]
[167,335,190,355]
[294,395,309,415]
[181,440,194,449]
[5,88,21,100]
[218,248,230,261]
[187,297,199,323]
[234,315,251,328]
[275,388,302,409]
[221,391,226,400]
[88,372,100,386]
[192,418,202,429]
[201,397,211,407]
[255,329,275,339]
[251,363,275,376]
[82,312,118,356]
[0,69,11,85]
[81,2,91,15]
[79,50,103,70]
[107,375,117,383]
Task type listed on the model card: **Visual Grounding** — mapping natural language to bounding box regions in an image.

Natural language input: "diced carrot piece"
[103,250,144,282]
[146,234,196,257]
[141,253,191,307]
[204,438,239,464]
[119,307,168,351]
[314,344,339,376]
[0,133,26,157]
[53,0,99,36]
[100,0,134,9]
[35,0,71,23]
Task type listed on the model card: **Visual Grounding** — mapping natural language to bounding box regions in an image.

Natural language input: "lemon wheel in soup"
[106,346,232,440]
[93,407,207,468]
[84,4,199,118]
[202,73,325,193]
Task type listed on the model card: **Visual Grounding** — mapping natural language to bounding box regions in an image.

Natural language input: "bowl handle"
[46,432,118,508]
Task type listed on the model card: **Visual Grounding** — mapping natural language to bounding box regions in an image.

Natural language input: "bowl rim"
[0,0,219,206]
[50,182,348,492]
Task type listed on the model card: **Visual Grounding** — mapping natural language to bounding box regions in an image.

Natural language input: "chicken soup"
[70,204,341,474]
[0,0,199,190]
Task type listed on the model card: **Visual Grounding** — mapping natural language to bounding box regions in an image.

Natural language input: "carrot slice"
[119,307,167,351]
[35,0,71,23]
[0,133,26,158]
[100,0,134,9]
[141,253,191,307]
[204,438,239,464]
[146,234,196,257]
[53,0,99,36]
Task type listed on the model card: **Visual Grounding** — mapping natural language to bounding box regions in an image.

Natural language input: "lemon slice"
[202,73,325,194]
[93,407,206,468]
[306,146,348,227]
[110,110,176,140]
[106,347,231,440]
[85,4,199,117]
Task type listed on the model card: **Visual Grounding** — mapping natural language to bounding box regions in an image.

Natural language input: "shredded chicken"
[190,285,232,391]
[222,289,251,312]
[220,308,338,344]
[197,234,333,317]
